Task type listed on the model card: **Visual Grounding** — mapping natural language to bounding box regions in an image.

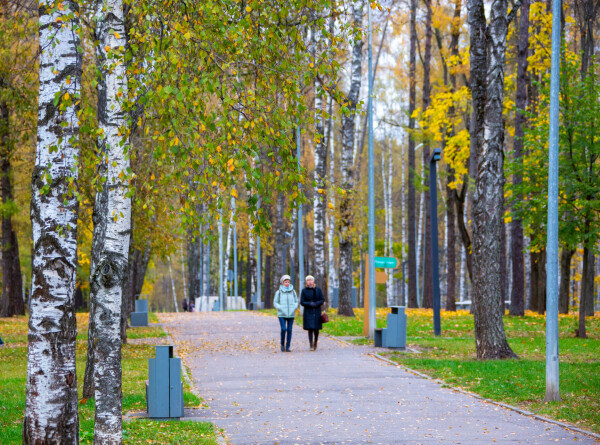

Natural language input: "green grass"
[0,313,218,444]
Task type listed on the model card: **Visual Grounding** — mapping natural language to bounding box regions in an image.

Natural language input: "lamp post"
[429,148,441,336]
[545,0,561,402]
[233,196,238,298]
[367,0,376,338]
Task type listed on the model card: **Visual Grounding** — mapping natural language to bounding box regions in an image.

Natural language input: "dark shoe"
[309,341,314,351]
[285,347,291,352]
[281,345,285,352]
[313,341,318,351]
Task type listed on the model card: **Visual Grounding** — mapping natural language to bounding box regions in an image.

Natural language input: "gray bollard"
[131,299,149,327]
[146,345,184,419]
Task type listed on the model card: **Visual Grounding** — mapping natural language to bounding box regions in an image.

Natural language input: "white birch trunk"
[24,1,82,441]
[203,237,210,296]
[384,139,395,307]
[223,197,235,298]
[327,106,338,302]
[181,242,187,302]
[337,1,363,316]
[168,257,179,312]
[89,0,131,441]
[459,245,467,302]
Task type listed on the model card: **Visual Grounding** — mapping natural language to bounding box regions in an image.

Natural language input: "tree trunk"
[327,104,338,303]
[528,249,545,313]
[89,0,131,441]
[577,243,592,338]
[581,240,595,317]
[468,0,517,359]
[0,100,24,317]
[313,85,328,302]
[383,138,395,307]
[559,248,574,314]
[265,253,273,308]
[222,198,235,299]
[23,2,82,442]
[421,0,434,310]
[187,229,201,304]
[407,0,418,308]
[445,169,457,311]
[337,1,363,317]
[509,0,529,317]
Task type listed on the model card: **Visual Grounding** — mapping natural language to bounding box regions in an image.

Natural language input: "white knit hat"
[305,275,315,282]
[280,275,291,284]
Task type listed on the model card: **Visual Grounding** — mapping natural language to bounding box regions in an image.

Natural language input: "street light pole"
[545,0,561,402]
[367,2,376,338]
[429,148,441,336]
[233,195,238,298]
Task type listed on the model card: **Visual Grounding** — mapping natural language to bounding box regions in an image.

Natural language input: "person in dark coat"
[300,275,325,351]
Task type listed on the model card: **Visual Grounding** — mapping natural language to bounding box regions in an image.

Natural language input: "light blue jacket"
[273,285,298,318]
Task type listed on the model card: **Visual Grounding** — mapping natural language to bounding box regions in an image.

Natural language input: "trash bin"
[131,299,148,326]
[385,306,407,349]
[146,345,184,419]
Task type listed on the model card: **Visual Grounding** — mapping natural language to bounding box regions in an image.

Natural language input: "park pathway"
[158,312,597,445]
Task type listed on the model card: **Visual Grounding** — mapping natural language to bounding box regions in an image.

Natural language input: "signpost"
[363,255,398,336]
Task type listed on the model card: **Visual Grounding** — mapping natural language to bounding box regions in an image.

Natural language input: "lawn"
[0,314,218,444]
[262,306,599,434]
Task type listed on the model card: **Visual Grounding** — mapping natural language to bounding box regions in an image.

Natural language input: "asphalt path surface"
[158,311,598,445]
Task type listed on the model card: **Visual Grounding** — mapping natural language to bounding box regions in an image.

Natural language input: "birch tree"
[23,0,82,441]
[327,102,338,302]
[337,0,364,316]
[467,0,518,359]
[87,0,132,441]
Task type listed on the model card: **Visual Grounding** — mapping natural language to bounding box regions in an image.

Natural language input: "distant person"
[189,301,194,312]
[273,274,298,352]
[300,275,325,351]
[183,298,189,312]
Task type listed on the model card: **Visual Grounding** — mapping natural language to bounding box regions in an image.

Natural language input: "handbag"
[320,312,329,323]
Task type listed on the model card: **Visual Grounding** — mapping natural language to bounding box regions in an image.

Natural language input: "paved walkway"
[158,312,598,445]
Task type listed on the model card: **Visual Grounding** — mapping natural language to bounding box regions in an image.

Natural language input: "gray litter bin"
[146,345,184,419]
[385,306,407,349]
[374,328,383,347]
[131,299,148,326]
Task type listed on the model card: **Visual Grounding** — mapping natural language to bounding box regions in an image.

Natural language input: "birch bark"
[88,0,132,441]
[24,0,82,441]
[222,197,235,298]
[337,0,363,317]
[468,0,517,358]
[313,85,328,300]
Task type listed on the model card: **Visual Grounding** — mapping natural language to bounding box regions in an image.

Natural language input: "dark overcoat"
[300,286,325,330]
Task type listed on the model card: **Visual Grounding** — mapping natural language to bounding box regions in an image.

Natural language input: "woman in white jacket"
[273,275,298,352]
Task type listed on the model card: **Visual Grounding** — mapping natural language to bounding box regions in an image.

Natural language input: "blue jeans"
[278,317,294,349]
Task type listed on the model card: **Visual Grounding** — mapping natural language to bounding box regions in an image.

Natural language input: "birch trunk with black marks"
[407,0,418,308]
[382,139,395,307]
[222,197,235,299]
[313,84,328,301]
[0,100,24,317]
[468,0,517,359]
[337,0,363,317]
[89,0,131,441]
[24,0,82,441]
[187,229,201,303]
[327,109,338,302]
[509,0,529,317]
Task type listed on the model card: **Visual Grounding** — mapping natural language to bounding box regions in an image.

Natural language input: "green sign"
[374,256,398,269]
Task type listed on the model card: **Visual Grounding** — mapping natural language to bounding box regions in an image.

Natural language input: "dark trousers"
[308,329,320,344]
[278,317,294,349]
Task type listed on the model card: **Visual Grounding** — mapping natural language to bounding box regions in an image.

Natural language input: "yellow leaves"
[170,136,179,146]
[245,5,252,12]
[150,173,155,181]
[227,158,235,172]
[104,45,110,52]
[114,32,120,39]
[212,181,218,187]
[216,145,221,153]
[328,202,334,209]
[317,188,325,194]
[231,188,238,198]
[64,92,70,101]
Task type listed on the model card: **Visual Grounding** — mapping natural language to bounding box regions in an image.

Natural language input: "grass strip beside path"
[0,314,218,444]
